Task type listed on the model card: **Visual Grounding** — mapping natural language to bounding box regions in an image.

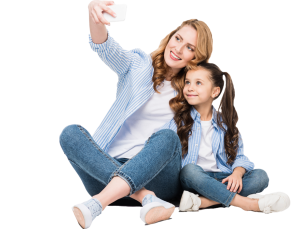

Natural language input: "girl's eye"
[185,81,190,85]
[196,81,201,85]
[185,81,201,84]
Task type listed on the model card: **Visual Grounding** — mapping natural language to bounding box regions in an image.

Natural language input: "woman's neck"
[165,68,180,81]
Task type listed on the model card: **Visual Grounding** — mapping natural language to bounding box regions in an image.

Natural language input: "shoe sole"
[145,206,175,224]
[141,202,175,225]
[72,203,93,229]
[73,207,85,229]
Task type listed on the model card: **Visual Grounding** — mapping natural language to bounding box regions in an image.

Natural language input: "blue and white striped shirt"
[159,106,254,173]
[89,31,177,153]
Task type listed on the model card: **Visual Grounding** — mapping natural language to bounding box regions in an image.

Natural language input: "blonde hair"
[151,19,213,93]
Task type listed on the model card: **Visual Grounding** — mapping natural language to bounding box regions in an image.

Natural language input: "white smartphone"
[103,4,127,22]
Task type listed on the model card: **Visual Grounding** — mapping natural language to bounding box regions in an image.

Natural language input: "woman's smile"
[170,51,182,61]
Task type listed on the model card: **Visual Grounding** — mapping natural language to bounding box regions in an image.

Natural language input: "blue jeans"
[59,125,182,201]
[180,164,269,207]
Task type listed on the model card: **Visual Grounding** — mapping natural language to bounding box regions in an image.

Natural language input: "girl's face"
[183,68,219,108]
[164,25,197,74]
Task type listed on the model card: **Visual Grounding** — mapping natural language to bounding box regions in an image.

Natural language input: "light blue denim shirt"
[89,31,177,152]
[159,106,254,173]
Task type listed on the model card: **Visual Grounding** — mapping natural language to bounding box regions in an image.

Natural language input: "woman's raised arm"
[88,0,116,44]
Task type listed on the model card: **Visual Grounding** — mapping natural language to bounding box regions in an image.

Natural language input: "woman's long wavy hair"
[170,63,239,165]
[151,19,213,94]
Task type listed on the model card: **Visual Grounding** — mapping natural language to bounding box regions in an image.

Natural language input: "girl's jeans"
[180,164,269,207]
[59,125,182,201]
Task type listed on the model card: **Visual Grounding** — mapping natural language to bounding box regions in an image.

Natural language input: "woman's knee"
[154,129,181,153]
[59,124,81,151]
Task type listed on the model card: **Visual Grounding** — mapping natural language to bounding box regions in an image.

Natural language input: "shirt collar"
[191,106,219,129]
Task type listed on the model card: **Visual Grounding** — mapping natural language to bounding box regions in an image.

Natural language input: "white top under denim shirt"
[89,31,177,154]
[159,106,254,173]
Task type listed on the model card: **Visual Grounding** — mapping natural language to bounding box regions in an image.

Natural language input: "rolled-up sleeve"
[89,31,136,76]
[231,133,254,172]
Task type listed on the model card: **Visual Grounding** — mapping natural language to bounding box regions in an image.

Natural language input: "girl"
[160,62,290,213]
[59,0,213,228]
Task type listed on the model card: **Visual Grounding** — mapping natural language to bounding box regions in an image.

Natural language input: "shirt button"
[195,144,198,147]
[198,127,200,130]
[192,161,195,163]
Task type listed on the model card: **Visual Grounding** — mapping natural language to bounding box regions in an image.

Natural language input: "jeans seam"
[108,133,180,196]
[224,191,236,207]
[108,169,137,196]
[77,125,120,167]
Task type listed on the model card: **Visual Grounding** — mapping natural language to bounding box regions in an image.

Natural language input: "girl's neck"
[194,102,213,121]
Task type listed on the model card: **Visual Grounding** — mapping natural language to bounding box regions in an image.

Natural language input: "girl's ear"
[212,86,220,99]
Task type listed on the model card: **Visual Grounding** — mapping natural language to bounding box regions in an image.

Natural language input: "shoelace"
[187,193,200,211]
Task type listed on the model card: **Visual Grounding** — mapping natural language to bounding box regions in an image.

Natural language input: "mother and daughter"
[59,1,290,228]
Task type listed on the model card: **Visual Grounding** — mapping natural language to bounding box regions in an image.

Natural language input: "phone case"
[103,4,127,22]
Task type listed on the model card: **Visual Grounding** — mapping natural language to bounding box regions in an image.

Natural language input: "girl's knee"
[257,169,269,189]
[180,164,205,184]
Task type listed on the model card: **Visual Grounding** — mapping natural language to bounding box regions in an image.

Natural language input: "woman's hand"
[221,171,243,193]
[88,0,116,26]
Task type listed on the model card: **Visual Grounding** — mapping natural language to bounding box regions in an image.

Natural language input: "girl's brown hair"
[170,63,239,165]
[151,19,213,94]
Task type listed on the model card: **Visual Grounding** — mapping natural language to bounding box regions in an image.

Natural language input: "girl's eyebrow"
[185,78,204,82]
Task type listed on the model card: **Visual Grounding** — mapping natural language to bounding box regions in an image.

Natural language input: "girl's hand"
[221,172,243,193]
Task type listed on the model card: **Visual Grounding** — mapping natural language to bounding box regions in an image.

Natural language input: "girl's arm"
[231,133,254,172]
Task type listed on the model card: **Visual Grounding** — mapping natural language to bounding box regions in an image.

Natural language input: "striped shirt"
[159,106,254,173]
[89,31,177,153]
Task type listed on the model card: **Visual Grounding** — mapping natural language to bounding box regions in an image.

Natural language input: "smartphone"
[103,3,128,23]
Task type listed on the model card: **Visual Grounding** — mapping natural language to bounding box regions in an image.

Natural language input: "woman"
[59,0,213,228]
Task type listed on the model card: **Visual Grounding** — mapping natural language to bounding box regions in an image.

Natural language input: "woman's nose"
[175,44,184,54]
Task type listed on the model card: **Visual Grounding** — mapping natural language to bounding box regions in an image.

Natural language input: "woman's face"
[164,25,198,74]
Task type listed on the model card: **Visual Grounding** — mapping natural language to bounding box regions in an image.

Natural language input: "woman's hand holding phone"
[88,0,116,26]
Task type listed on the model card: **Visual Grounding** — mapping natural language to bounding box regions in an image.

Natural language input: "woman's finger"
[102,5,116,18]
[94,4,110,25]
[91,9,99,23]
[103,1,115,6]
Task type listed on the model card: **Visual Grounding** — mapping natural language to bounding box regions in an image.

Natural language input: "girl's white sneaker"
[179,190,201,212]
[247,192,290,214]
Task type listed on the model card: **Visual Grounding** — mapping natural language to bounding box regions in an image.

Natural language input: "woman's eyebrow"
[177,34,196,48]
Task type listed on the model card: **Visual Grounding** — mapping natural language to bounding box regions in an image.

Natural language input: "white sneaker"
[140,194,175,225]
[247,192,290,214]
[179,190,201,212]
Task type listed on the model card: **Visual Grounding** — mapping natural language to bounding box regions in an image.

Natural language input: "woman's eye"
[176,37,180,41]
[175,37,194,51]
[187,46,192,51]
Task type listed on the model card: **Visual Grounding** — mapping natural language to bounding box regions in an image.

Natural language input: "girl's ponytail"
[218,72,239,165]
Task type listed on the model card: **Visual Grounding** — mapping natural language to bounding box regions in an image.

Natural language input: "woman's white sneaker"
[140,194,175,224]
[179,190,201,212]
[72,198,103,228]
[247,192,290,214]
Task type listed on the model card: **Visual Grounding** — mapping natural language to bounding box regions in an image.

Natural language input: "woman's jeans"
[59,125,182,202]
[180,164,269,207]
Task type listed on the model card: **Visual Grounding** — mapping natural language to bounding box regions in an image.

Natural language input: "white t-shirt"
[196,119,222,172]
[107,80,175,159]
